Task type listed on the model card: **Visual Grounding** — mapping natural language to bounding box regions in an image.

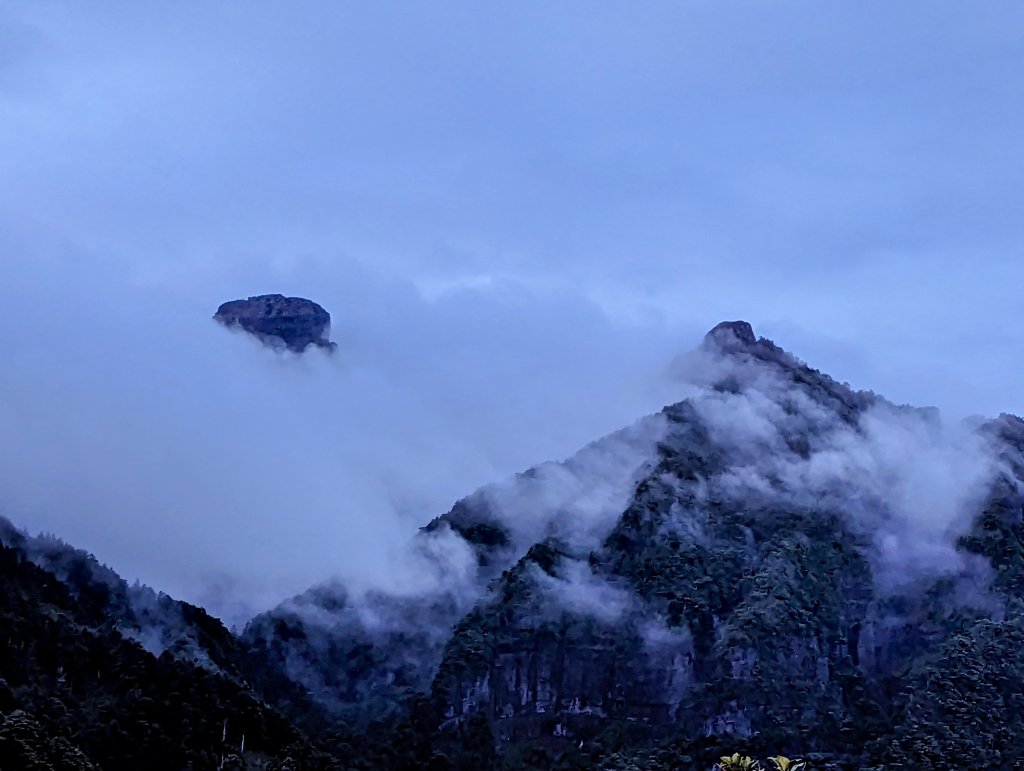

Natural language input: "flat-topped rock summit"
[214,294,335,352]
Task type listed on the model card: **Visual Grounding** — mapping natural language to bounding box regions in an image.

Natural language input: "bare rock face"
[214,294,335,353]
[704,319,759,350]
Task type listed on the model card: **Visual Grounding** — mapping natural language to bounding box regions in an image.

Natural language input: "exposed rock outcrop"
[704,319,758,349]
[214,294,335,352]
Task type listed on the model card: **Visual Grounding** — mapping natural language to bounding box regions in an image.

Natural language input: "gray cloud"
[0,249,680,623]
[2,2,1022,419]
[676,342,1004,590]
[2,2,1024,620]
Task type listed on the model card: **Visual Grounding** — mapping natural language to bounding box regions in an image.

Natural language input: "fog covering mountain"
[5,321,1024,769]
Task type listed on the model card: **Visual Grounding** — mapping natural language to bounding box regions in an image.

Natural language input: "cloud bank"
[676,339,1006,589]
[3,1,1024,627]
[0,251,683,624]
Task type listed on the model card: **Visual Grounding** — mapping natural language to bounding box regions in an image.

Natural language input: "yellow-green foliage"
[714,753,807,771]
[769,757,806,771]
[716,754,761,771]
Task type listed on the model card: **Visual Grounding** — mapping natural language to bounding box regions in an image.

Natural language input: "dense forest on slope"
[0,531,343,770]
[6,323,1024,769]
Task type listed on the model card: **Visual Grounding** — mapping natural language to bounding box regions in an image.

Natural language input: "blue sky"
[2,2,1023,617]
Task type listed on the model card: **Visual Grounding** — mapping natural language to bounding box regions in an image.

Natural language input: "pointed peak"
[701,319,791,365]
[704,320,758,350]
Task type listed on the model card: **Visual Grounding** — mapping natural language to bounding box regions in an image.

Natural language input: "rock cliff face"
[243,321,1024,767]
[214,294,335,352]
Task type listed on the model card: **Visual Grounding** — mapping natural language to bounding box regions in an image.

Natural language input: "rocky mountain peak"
[703,319,796,369]
[214,294,335,353]
[705,319,758,348]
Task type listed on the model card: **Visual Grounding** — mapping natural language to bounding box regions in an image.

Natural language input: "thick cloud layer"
[3,2,1024,624]
[678,341,1005,589]
[2,3,1024,416]
[0,252,682,623]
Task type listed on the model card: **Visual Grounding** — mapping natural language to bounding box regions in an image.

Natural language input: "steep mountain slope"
[0,520,337,769]
[246,321,1024,769]
[242,411,668,723]
[5,320,1024,769]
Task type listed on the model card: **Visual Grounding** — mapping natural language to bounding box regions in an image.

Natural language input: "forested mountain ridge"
[0,520,341,769]
[247,322,1024,768]
[5,321,1024,769]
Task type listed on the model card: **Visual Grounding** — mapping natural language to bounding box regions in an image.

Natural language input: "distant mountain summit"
[214,294,335,352]
[704,319,759,348]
